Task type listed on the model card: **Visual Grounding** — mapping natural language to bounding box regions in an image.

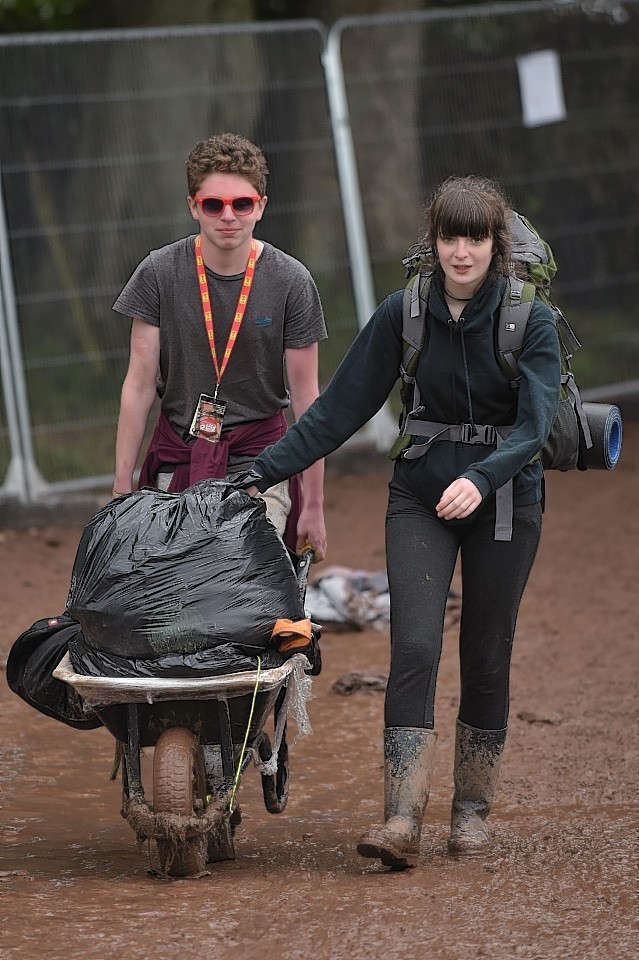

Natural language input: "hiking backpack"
[391,211,600,473]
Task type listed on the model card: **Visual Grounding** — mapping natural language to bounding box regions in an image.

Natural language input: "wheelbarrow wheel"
[153,727,208,877]
[257,730,289,814]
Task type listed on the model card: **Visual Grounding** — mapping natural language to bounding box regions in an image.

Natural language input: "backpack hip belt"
[401,420,509,449]
[400,419,515,542]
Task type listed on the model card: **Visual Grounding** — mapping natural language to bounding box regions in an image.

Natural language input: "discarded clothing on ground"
[305,566,461,633]
[331,671,388,696]
[304,567,390,632]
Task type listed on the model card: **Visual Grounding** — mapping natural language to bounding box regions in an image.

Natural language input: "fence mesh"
[1,3,638,496]
[0,22,352,487]
[339,1,639,390]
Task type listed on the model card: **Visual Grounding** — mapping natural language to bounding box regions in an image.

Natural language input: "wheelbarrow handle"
[296,544,315,597]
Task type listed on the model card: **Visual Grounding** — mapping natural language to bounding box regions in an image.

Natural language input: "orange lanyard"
[194,235,256,395]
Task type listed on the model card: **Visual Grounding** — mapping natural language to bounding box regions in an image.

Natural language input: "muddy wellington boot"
[357,726,437,869]
[447,719,507,856]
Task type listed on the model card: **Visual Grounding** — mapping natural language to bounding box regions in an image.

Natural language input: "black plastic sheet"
[66,480,305,662]
[68,632,284,679]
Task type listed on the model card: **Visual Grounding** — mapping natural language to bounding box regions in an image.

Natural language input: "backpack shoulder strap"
[389,273,432,461]
[402,273,431,345]
[498,277,537,386]
[401,272,431,377]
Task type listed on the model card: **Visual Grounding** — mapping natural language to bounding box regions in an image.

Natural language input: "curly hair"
[416,175,515,278]
[185,133,269,197]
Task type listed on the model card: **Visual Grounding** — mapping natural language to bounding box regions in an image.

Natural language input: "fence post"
[323,24,397,452]
[0,269,27,502]
[0,165,49,501]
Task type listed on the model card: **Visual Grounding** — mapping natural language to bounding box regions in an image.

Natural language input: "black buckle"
[460,424,496,445]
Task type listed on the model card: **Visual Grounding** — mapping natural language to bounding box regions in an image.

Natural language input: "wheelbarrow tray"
[53,651,307,748]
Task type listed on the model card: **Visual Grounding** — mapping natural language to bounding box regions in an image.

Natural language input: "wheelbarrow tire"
[153,727,208,877]
[258,732,289,815]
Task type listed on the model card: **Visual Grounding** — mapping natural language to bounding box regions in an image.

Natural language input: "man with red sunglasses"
[111,132,328,560]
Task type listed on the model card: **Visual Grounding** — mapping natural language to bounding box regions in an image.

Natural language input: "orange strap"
[194,235,256,393]
[271,618,313,654]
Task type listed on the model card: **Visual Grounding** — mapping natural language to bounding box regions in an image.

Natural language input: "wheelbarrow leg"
[217,698,235,783]
[120,704,149,832]
[124,703,144,803]
[203,699,239,864]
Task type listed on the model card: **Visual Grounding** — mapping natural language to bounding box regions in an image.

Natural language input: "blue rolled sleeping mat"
[581,402,623,470]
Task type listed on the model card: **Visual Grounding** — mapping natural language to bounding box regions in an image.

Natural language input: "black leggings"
[384,476,542,731]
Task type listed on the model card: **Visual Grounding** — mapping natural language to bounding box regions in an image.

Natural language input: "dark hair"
[185,132,269,197]
[417,175,514,277]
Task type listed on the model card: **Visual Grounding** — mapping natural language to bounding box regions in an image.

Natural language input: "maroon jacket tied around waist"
[138,410,301,552]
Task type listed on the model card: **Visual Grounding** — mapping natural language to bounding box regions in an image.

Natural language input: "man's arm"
[112,319,160,496]
[284,342,327,561]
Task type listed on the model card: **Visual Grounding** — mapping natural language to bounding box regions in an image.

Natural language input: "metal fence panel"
[1,4,637,499]
[0,22,355,491]
[336,0,639,395]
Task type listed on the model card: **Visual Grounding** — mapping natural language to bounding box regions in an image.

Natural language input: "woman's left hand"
[436,477,482,520]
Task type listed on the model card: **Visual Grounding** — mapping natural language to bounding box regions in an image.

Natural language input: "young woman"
[243,175,560,868]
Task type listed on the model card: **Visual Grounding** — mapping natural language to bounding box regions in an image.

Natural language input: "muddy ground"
[0,422,637,960]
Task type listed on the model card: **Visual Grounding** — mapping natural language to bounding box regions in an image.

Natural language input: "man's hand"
[296,501,327,562]
[244,483,327,561]
[436,477,482,521]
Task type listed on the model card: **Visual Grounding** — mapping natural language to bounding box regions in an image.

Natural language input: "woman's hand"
[436,477,482,521]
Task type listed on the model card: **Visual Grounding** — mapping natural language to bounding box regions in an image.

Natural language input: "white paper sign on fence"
[517,49,567,128]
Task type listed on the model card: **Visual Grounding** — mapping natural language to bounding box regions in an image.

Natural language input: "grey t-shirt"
[112,236,327,435]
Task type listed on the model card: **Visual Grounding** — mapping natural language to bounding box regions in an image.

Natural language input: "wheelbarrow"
[52,550,318,878]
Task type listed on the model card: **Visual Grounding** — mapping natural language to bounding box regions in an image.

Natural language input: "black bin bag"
[6,614,103,729]
[66,479,305,676]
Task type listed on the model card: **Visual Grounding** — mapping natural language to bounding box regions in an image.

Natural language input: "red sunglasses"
[192,195,262,218]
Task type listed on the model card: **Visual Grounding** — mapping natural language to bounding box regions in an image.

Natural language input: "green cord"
[227,655,261,815]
